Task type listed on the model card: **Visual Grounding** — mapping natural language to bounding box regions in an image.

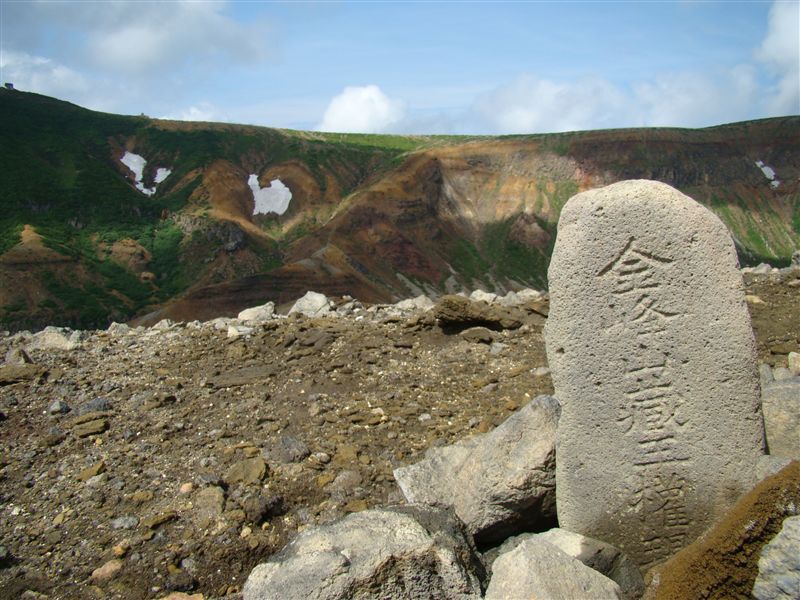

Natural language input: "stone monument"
[545,179,765,570]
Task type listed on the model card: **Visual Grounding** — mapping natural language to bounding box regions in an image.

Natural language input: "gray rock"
[238,302,275,323]
[151,319,175,331]
[485,537,622,600]
[534,528,644,600]
[4,347,32,365]
[394,295,435,312]
[434,295,523,331]
[110,516,139,529]
[394,395,559,546]
[76,397,111,416]
[752,263,773,275]
[789,352,800,376]
[106,322,131,336]
[288,291,332,318]
[774,367,794,381]
[47,399,71,415]
[243,505,486,600]
[27,327,82,351]
[459,326,495,344]
[227,324,255,339]
[272,436,310,464]
[193,485,226,530]
[756,455,794,482]
[753,515,800,600]
[498,288,544,307]
[489,342,507,355]
[545,180,765,569]
[762,379,800,459]
[469,290,498,304]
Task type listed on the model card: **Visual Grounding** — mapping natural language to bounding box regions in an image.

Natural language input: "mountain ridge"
[1,88,798,329]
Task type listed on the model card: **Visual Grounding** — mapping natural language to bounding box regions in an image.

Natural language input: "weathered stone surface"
[242,505,485,600]
[788,352,800,376]
[762,378,800,459]
[26,327,82,351]
[753,515,800,600]
[0,363,45,384]
[394,295,435,312]
[643,461,800,600]
[237,302,275,323]
[227,324,254,339]
[193,486,225,530]
[459,326,495,344]
[485,537,623,600]
[288,291,331,317]
[224,458,267,486]
[433,295,523,331]
[535,528,644,599]
[545,180,765,569]
[4,347,32,365]
[91,558,123,583]
[394,395,558,546]
[73,418,109,438]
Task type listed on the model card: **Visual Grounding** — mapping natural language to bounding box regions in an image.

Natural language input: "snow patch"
[154,167,172,184]
[755,160,781,189]
[248,175,292,215]
[120,151,171,196]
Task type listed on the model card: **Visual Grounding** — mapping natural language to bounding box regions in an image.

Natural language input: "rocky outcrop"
[433,295,525,332]
[752,514,800,600]
[242,505,486,600]
[393,395,558,546]
[485,537,623,600]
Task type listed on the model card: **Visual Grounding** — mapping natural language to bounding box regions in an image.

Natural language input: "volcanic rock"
[242,505,486,600]
[393,395,558,546]
[485,537,622,600]
[546,180,765,569]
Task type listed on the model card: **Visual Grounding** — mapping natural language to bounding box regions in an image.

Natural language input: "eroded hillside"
[1,88,798,328]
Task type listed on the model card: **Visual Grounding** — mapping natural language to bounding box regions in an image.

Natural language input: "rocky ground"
[0,274,797,600]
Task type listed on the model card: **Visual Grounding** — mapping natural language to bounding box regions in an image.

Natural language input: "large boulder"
[238,302,275,323]
[242,505,486,600]
[26,326,83,351]
[393,395,559,546]
[433,295,524,331]
[546,180,765,569]
[485,537,623,600]
[288,291,332,318]
[643,461,800,599]
[752,514,800,600]
[533,528,644,600]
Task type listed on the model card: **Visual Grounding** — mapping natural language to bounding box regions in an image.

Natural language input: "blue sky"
[1,1,798,133]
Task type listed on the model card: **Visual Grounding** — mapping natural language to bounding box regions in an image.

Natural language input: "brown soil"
[0,304,551,599]
[644,461,800,600]
[0,279,795,600]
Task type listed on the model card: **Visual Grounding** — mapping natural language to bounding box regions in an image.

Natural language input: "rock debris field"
[0,271,797,599]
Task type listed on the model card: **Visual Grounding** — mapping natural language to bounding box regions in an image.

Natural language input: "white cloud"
[754,1,800,115]
[4,1,264,78]
[84,2,262,75]
[161,103,219,122]
[0,50,90,99]
[471,75,630,133]
[633,66,759,127]
[317,85,405,133]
